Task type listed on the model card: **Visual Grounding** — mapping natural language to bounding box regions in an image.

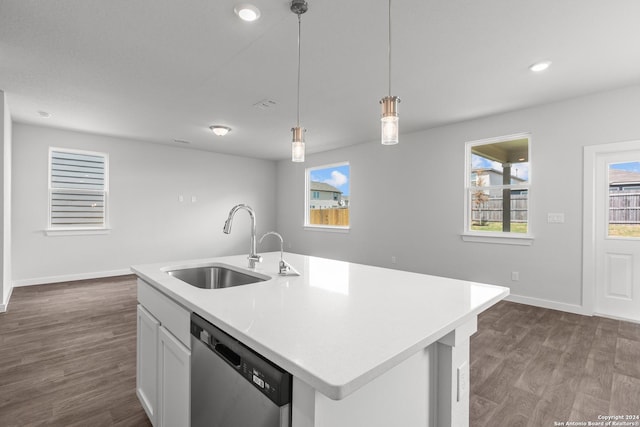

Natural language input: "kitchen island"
[132,252,508,427]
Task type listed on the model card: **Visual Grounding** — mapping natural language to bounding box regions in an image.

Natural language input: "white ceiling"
[1,0,640,160]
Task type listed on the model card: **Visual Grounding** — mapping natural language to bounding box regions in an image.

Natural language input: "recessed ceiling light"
[529,61,552,72]
[234,4,261,22]
[209,125,231,136]
[37,110,51,118]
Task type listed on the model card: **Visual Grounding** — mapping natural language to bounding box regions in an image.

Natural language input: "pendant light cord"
[297,13,302,127]
[388,0,392,96]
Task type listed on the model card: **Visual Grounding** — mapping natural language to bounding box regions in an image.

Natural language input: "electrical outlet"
[511,271,519,281]
[391,256,397,264]
[191,196,197,203]
[178,195,184,202]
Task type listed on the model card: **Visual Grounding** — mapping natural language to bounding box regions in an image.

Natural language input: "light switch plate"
[547,213,565,223]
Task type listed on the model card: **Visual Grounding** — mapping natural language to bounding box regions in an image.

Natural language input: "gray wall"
[1,91,12,309]
[12,123,278,285]
[276,85,640,311]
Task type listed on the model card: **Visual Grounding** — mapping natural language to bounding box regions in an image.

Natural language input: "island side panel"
[436,317,477,427]
[291,346,435,427]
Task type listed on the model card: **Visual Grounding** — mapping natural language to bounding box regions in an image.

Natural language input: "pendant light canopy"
[290,0,308,162]
[380,0,400,145]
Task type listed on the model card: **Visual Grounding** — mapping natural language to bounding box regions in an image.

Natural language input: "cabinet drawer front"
[138,279,190,348]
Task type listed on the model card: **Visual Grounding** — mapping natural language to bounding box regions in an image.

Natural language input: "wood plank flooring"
[471,301,640,427]
[0,276,151,427]
[2,277,639,426]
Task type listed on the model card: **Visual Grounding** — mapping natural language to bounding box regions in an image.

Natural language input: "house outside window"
[305,162,350,229]
[464,134,531,243]
[48,147,109,234]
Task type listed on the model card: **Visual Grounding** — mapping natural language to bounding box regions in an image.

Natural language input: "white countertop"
[132,252,509,400]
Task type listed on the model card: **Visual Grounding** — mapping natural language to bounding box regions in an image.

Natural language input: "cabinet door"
[158,326,191,427]
[137,305,159,426]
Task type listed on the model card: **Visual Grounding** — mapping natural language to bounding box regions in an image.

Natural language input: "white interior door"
[594,150,640,322]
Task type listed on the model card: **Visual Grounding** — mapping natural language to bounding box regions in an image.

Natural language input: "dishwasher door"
[191,313,292,427]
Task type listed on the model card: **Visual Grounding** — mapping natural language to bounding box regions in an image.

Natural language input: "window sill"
[461,232,533,246]
[304,225,350,233]
[45,228,111,236]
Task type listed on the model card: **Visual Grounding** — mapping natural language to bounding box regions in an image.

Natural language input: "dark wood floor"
[471,300,640,426]
[2,277,639,426]
[0,276,151,427]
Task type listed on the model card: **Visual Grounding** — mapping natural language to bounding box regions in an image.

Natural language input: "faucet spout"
[223,204,262,268]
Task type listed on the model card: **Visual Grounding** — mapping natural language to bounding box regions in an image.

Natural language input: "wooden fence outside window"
[309,208,349,226]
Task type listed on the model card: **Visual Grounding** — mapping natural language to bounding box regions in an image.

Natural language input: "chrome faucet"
[259,231,292,275]
[223,204,263,269]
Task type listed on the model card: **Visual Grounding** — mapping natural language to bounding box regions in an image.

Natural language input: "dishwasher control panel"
[191,313,292,407]
[241,361,288,405]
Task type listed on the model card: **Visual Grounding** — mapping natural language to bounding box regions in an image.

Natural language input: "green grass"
[471,222,528,233]
[608,224,640,237]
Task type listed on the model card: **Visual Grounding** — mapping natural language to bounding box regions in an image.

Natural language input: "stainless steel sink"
[166,265,267,289]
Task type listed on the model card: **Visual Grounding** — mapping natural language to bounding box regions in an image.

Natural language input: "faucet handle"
[278,260,291,275]
[248,254,263,268]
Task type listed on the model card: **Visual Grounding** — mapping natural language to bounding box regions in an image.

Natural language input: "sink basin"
[166,264,267,289]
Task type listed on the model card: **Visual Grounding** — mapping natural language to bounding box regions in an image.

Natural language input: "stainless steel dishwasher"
[190,313,292,427]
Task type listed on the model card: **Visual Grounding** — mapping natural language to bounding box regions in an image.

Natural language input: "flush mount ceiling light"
[380,0,400,145]
[529,60,552,72]
[290,0,308,162]
[209,125,231,136]
[234,4,261,22]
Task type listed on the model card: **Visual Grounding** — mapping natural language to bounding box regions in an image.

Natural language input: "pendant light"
[290,0,308,162]
[380,0,400,145]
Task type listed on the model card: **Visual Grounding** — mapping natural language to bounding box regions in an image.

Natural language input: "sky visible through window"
[472,154,529,181]
[310,164,350,196]
[610,161,640,172]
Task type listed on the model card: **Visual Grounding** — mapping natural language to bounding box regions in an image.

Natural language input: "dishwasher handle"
[192,314,244,370]
[213,340,241,368]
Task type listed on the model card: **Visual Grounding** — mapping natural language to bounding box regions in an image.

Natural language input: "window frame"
[462,133,533,245]
[304,161,350,232]
[46,147,110,236]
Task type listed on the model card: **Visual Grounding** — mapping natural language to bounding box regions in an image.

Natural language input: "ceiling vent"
[253,99,277,110]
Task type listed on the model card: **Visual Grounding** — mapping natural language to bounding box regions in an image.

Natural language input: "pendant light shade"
[380,96,400,145]
[380,0,400,145]
[291,126,305,162]
[290,0,308,162]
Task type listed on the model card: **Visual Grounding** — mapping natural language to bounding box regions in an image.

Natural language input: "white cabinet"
[137,305,160,425]
[137,279,191,427]
[158,326,190,427]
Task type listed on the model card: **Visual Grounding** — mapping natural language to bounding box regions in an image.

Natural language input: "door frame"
[583,139,640,317]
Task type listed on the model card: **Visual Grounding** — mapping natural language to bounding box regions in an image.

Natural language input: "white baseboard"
[593,311,640,324]
[505,294,589,316]
[1,285,14,312]
[12,268,133,287]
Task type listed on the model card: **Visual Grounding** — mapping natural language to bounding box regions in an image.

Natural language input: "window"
[48,148,109,233]
[305,162,350,229]
[608,161,640,238]
[464,134,531,243]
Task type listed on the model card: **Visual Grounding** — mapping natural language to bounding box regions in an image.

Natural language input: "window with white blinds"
[48,148,108,230]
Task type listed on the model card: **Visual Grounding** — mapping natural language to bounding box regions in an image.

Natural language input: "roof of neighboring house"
[609,169,640,185]
[310,181,342,194]
[472,168,527,183]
